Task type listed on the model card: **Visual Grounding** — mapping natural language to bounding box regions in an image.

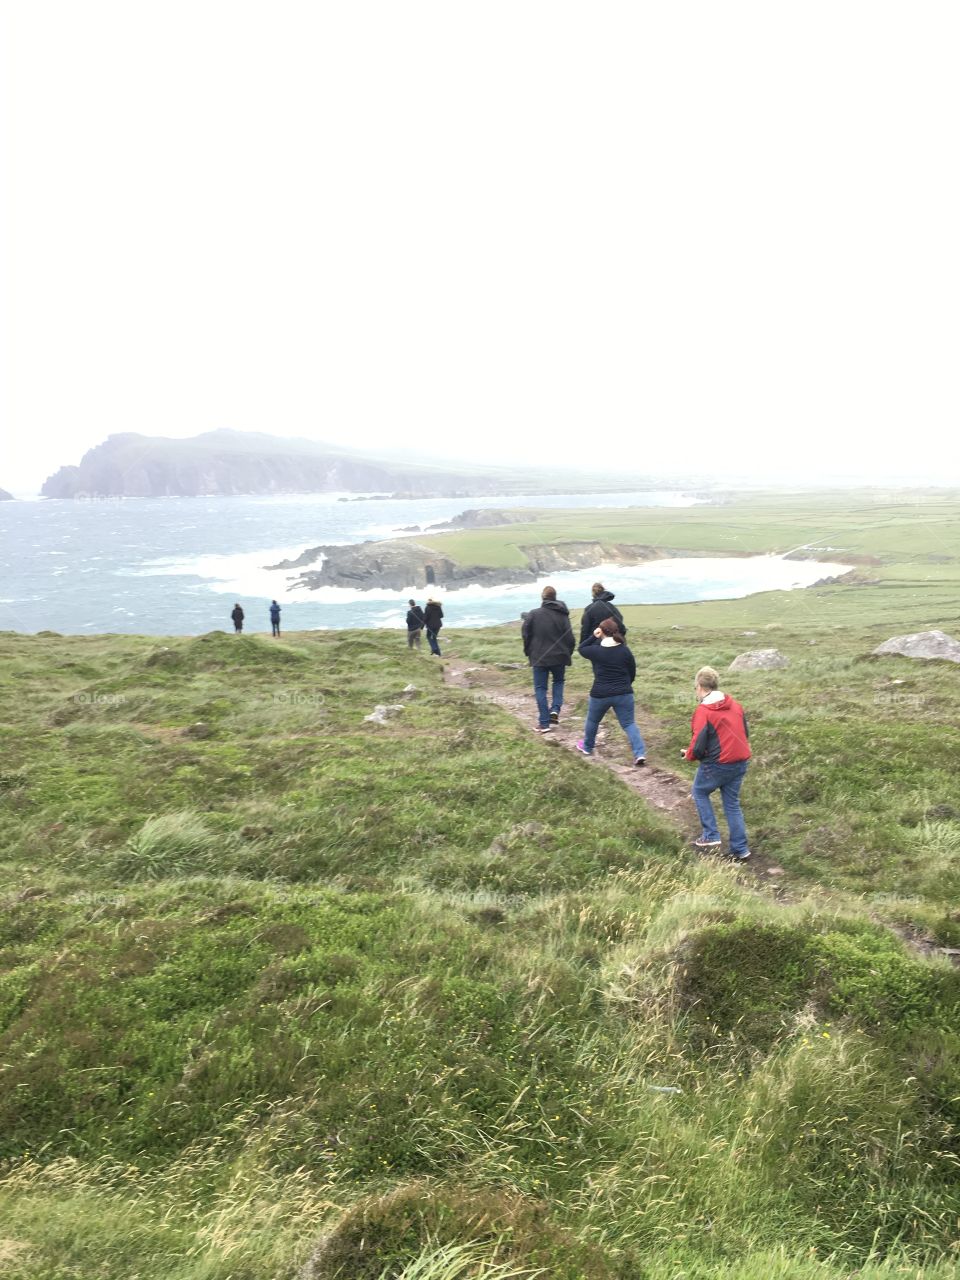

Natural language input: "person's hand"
[679,749,688,760]
[594,627,604,639]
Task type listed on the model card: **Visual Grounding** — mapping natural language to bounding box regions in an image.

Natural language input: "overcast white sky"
[2,1,958,493]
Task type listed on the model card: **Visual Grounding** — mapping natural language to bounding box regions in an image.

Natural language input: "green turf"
[0,614,958,1278]
[1,488,960,1277]
[414,489,960,573]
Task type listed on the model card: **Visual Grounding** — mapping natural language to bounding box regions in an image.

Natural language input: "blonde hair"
[695,665,720,691]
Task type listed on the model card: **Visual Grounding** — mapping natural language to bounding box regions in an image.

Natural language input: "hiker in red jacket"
[681,665,752,860]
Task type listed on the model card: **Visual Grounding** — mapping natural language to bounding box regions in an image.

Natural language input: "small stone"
[363,703,405,724]
[182,721,212,739]
[765,866,786,876]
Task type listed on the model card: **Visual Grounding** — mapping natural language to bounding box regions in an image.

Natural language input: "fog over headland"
[3,2,958,495]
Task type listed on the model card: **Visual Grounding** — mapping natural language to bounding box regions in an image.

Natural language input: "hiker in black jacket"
[423,598,444,656]
[230,603,244,634]
[405,599,426,650]
[522,586,576,732]
[579,583,627,644]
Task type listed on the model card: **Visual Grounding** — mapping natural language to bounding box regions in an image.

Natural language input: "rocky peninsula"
[268,532,667,592]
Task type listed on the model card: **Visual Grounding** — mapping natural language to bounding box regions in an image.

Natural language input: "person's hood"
[540,599,570,615]
[596,590,616,602]
[701,691,729,708]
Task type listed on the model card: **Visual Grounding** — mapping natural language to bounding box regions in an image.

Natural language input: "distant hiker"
[269,600,281,637]
[406,598,426,650]
[681,665,752,860]
[423,598,444,656]
[580,583,627,644]
[231,603,244,634]
[576,617,646,765]
[522,585,575,732]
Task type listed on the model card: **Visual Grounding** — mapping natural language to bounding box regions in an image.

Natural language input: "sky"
[2,1,959,494]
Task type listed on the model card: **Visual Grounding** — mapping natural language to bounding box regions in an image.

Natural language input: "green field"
[416,490,960,574]
[1,490,960,1278]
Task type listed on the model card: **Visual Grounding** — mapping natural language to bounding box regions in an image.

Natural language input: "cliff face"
[39,431,507,499]
[0,488,14,501]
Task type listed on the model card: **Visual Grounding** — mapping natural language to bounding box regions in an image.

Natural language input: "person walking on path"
[579,583,627,644]
[406,599,426,650]
[576,617,646,765]
[521,585,576,732]
[269,600,282,637]
[681,665,752,860]
[423,598,444,656]
[231,603,244,634]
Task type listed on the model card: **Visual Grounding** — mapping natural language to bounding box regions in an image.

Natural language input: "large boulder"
[729,648,789,672]
[872,630,960,664]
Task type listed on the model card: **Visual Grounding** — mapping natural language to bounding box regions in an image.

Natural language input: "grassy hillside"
[414,490,960,572]
[1,610,959,1276]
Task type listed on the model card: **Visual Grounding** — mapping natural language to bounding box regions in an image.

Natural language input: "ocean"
[0,492,848,635]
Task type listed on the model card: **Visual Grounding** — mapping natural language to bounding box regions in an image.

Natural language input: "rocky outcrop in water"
[271,537,667,592]
[425,508,534,532]
[0,488,14,501]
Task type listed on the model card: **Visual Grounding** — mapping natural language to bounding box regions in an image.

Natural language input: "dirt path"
[441,656,790,887]
[440,655,960,966]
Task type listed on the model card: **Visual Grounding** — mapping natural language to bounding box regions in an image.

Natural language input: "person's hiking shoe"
[534,724,553,734]
[549,711,560,724]
[729,849,752,861]
[692,837,722,851]
[575,740,593,756]
[634,756,646,767]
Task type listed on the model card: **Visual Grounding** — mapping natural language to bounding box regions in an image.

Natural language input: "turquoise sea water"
[0,492,846,635]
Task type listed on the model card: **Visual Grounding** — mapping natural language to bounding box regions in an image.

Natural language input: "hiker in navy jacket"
[521,585,576,731]
[682,665,752,860]
[406,599,426,650]
[231,603,244,634]
[269,600,281,637]
[575,617,646,765]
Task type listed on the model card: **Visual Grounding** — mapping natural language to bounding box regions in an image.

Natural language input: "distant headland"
[39,429,662,500]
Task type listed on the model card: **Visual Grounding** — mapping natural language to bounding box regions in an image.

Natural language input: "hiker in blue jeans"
[576,617,646,766]
[681,665,752,860]
[521,585,576,732]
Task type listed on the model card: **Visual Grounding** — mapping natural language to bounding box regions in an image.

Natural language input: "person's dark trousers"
[426,628,442,656]
[532,664,566,728]
[407,629,422,650]
[234,624,242,633]
[272,623,280,637]
[692,760,750,852]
